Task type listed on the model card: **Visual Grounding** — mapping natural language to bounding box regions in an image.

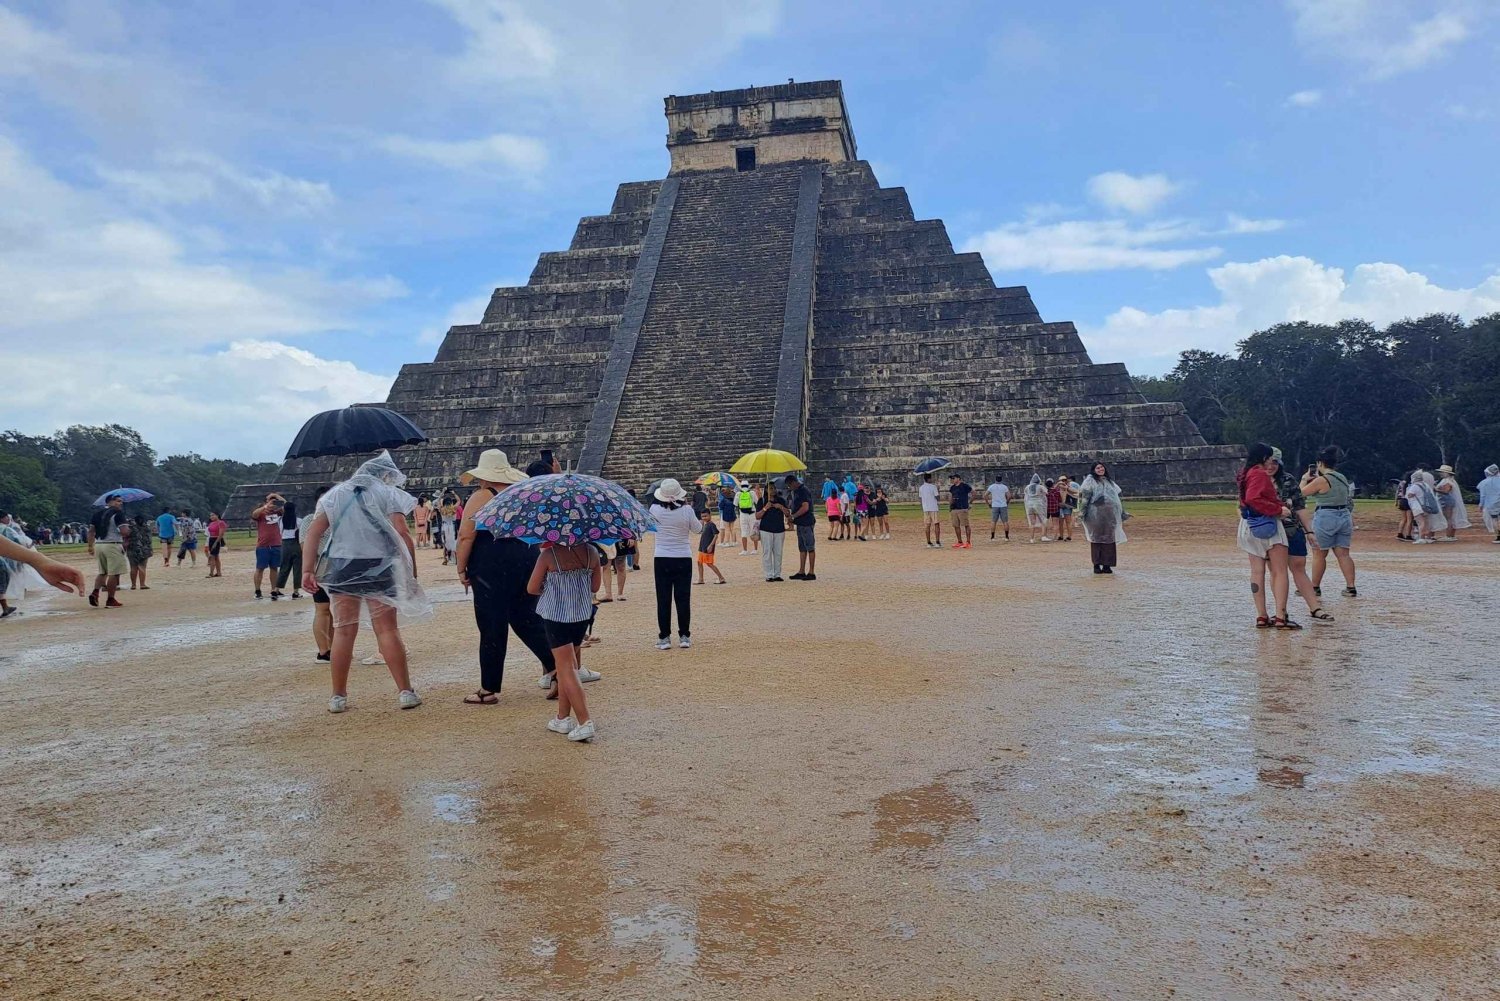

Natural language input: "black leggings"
[653,557,692,639]
[469,535,556,692]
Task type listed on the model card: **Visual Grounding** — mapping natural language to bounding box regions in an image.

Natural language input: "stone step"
[568,211,653,251]
[482,282,632,321]
[609,180,664,215]
[529,247,642,283]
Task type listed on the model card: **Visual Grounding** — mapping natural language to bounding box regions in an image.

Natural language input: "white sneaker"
[361,654,385,666]
[576,667,601,683]
[678,635,692,649]
[538,671,556,689]
[328,695,348,714]
[546,716,577,734]
[567,720,596,742]
[398,689,422,710]
[655,638,671,650]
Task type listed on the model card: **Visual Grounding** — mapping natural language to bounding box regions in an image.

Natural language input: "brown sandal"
[1255,615,1272,628]
[462,690,498,705]
[1273,614,1303,630]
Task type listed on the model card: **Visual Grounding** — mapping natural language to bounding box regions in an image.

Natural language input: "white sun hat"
[654,477,688,502]
[462,449,527,485]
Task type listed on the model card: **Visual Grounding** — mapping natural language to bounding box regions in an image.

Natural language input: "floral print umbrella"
[473,472,655,546]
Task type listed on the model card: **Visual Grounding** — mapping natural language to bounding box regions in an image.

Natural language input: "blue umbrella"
[913,457,951,474]
[474,472,655,546]
[93,487,154,506]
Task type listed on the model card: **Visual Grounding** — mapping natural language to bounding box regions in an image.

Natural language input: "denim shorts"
[255,545,283,570]
[1312,507,1352,549]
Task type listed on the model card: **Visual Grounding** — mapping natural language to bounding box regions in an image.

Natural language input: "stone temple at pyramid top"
[665,80,857,173]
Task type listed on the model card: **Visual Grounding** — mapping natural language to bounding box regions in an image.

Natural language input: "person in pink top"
[205,512,228,578]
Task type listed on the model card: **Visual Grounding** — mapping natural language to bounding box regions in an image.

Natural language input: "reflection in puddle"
[611,905,699,966]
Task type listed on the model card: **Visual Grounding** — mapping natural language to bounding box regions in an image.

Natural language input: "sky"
[2,0,1497,462]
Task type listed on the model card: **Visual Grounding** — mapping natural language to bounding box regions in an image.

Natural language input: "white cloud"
[1286,88,1324,106]
[1084,255,1500,371]
[378,133,548,177]
[1223,214,1289,234]
[418,290,498,344]
[1086,172,1181,215]
[95,151,334,215]
[1287,0,1477,79]
[422,0,783,119]
[0,137,400,345]
[0,133,404,460]
[1445,102,1491,120]
[964,218,1223,273]
[964,172,1292,273]
[6,340,394,462]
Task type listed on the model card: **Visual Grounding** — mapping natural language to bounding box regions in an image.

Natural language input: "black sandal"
[463,690,498,705]
[1343,587,1357,598]
[1273,614,1303,630]
[1310,608,1334,622]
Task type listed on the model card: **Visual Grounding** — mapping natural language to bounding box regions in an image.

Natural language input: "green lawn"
[37,528,259,555]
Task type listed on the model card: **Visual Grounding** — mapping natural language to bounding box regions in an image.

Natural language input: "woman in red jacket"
[1236,442,1298,629]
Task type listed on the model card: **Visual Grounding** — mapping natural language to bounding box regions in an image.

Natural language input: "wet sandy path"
[2,512,1497,999]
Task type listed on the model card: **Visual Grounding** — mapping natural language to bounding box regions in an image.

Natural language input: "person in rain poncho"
[1407,470,1446,542]
[1079,461,1127,574]
[1434,464,1470,540]
[1,513,48,616]
[1478,464,1500,542]
[301,451,429,714]
[1022,473,1048,543]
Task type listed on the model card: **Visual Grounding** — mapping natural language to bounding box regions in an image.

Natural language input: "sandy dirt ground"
[2,508,1497,1000]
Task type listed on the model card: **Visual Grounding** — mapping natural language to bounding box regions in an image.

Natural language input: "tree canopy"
[1135,312,1500,490]
[0,425,279,525]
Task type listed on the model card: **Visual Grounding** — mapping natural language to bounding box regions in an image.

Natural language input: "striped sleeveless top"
[536,547,595,624]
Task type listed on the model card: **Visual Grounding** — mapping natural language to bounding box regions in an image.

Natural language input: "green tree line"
[0,425,280,527]
[1135,312,1500,491]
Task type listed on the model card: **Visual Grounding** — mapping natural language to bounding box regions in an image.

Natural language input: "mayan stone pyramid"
[229,80,1237,517]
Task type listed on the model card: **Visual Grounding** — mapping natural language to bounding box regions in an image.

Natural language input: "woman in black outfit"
[455,449,557,704]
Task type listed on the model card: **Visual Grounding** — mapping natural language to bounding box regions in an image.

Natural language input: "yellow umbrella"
[729,448,807,477]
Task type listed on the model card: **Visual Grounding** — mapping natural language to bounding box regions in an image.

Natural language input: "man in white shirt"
[986,476,1010,542]
[918,473,942,548]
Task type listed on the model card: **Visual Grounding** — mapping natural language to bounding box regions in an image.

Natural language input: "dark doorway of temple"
[736,147,756,171]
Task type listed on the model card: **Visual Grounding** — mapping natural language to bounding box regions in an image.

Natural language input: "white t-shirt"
[918,482,940,513]
[649,503,702,559]
[986,482,1009,507]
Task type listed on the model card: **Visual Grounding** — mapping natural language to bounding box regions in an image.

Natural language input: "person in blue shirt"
[155,509,177,568]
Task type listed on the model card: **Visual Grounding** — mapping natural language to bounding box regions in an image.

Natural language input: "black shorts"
[1397,497,1410,511]
[321,557,396,598]
[543,618,589,648]
[313,588,329,605]
[208,537,224,556]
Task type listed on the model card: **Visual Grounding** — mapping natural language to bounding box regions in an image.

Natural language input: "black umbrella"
[285,406,427,460]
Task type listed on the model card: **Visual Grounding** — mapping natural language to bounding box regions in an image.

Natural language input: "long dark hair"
[1243,442,1274,472]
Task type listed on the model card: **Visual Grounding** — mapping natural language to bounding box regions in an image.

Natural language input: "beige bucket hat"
[462,449,527,485]
[1436,464,1456,477]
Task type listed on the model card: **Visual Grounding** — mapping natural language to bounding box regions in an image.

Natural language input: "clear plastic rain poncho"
[1079,473,1127,544]
[1023,474,1047,516]
[0,520,46,602]
[1437,473,1472,530]
[313,451,432,626]
[1414,471,1448,532]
